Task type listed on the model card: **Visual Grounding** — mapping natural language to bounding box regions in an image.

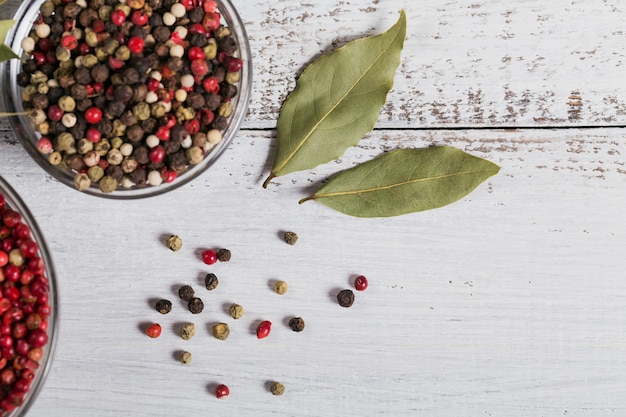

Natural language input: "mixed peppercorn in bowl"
[0,176,57,416]
[2,0,251,198]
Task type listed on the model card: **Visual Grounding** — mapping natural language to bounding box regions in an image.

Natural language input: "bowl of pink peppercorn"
[1,0,252,198]
[0,175,58,416]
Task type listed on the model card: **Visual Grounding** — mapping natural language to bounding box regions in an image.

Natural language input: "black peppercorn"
[288,317,305,332]
[187,7,204,23]
[178,285,194,301]
[205,273,218,291]
[70,84,88,101]
[128,168,147,185]
[31,93,49,110]
[76,99,93,112]
[105,165,124,180]
[113,84,134,103]
[119,110,138,127]
[91,64,109,83]
[186,92,205,110]
[74,67,92,84]
[126,125,144,143]
[153,26,171,43]
[337,289,355,308]
[188,297,204,314]
[217,249,231,262]
[155,299,172,314]
[133,146,149,164]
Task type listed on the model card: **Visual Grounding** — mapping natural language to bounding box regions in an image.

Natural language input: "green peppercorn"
[270,382,285,396]
[87,165,104,182]
[228,303,244,319]
[99,175,118,193]
[274,280,288,295]
[166,235,183,252]
[283,231,298,245]
[73,173,91,191]
[181,322,196,340]
[212,323,230,340]
[180,351,192,364]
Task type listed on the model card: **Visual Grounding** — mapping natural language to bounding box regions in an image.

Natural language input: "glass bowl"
[0,175,58,416]
[1,0,252,199]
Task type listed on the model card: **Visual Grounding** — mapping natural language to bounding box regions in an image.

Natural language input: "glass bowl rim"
[0,0,252,199]
[0,175,59,417]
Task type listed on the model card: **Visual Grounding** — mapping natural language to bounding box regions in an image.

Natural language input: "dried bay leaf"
[0,20,20,63]
[300,146,500,218]
[263,10,406,188]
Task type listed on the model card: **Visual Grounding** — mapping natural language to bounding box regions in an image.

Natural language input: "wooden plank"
[1,127,625,416]
[2,1,625,128]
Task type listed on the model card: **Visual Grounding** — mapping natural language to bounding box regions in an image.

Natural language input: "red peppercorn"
[149,146,166,164]
[215,384,229,399]
[227,57,243,73]
[180,0,196,10]
[191,59,209,77]
[37,38,52,53]
[146,78,160,92]
[47,105,63,122]
[188,23,206,36]
[146,323,161,338]
[108,56,124,70]
[161,169,177,183]
[131,10,149,26]
[354,275,368,291]
[203,0,217,13]
[127,37,145,54]
[36,137,53,154]
[60,34,78,50]
[155,126,170,141]
[27,329,47,348]
[201,249,217,265]
[256,320,272,339]
[86,128,101,143]
[110,9,127,26]
[92,19,105,33]
[84,107,103,124]
[187,46,205,61]
[184,119,200,134]
[202,77,219,94]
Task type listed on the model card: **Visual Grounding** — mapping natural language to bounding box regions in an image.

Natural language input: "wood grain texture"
[2,128,626,416]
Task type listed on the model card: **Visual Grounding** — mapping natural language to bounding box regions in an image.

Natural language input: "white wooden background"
[1,0,626,416]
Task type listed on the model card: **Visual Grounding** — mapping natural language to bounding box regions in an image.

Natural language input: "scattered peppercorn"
[217,248,231,262]
[201,249,218,265]
[204,273,218,291]
[228,303,244,319]
[288,317,305,332]
[188,297,204,314]
[270,382,285,396]
[155,299,172,314]
[283,231,298,245]
[274,280,288,295]
[354,275,369,291]
[178,285,195,301]
[256,320,272,339]
[337,289,355,308]
[180,351,192,364]
[215,384,230,399]
[146,323,162,338]
[166,234,183,251]
[212,323,230,340]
